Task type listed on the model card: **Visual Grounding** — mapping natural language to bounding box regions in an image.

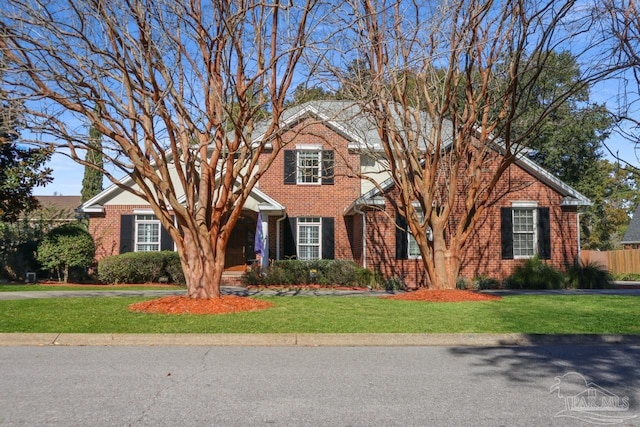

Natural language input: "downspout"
[577,212,582,263]
[353,202,367,269]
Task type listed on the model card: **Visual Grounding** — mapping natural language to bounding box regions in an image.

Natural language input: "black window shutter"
[120,214,134,254]
[322,217,335,259]
[501,208,514,259]
[396,213,408,260]
[160,222,174,251]
[283,216,298,258]
[284,150,296,185]
[537,207,551,259]
[322,150,334,185]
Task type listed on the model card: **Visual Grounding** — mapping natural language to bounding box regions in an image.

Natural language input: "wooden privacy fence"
[580,249,640,274]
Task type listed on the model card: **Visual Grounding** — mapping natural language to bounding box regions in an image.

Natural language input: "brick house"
[621,204,640,249]
[80,100,590,287]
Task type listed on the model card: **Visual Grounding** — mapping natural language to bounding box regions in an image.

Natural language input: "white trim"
[133,209,155,215]
[511,201,538,208]
[134,214,161,252]
[82,205,104,213]
[295,143,323,150]
[296,150,322,185]
[512,207,537,259]
[297,217,322,260]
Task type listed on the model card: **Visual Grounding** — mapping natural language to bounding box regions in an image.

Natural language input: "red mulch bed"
[129,295,274,315]
[385,289,502,302]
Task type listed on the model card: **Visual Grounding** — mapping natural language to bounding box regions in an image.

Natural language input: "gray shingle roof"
[622,204,640,244]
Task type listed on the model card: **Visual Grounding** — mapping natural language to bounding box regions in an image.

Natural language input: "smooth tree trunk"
[427,223,461,290]
[178,228,228,299]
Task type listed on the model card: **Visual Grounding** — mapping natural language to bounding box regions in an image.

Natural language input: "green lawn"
[0,295,638,334]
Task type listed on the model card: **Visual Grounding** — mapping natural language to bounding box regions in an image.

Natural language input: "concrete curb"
[1,333,639,347]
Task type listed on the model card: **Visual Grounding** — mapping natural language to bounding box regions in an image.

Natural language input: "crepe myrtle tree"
[0,0,324,298]
[602,0,640,170]
[328,0,623,289]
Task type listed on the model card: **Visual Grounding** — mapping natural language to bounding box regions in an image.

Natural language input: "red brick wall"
[87,116,580,289]
[364,159,579,287]
[259,118,361,260]
[88,204,150,259]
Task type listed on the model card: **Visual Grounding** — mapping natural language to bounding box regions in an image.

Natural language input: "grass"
[0,284,183,292]
[0,295,639,334]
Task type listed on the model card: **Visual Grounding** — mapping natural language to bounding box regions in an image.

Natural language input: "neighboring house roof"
[622,204,640,244]
[34,195,82,216]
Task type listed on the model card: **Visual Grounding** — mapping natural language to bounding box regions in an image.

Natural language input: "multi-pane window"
[408,210,424,259]
[135,215,160,252]
[298,217,321,260]
[297,151,321,184]
[512,208,536,257]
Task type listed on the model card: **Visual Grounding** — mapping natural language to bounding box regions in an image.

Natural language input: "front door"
[225,216,256,269]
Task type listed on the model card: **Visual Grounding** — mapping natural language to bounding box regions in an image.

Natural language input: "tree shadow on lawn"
[448,343,640,414]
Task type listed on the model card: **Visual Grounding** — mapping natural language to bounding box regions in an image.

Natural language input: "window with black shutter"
[396,213,408,260]
[283,149,334,185]
[501,206,551,260]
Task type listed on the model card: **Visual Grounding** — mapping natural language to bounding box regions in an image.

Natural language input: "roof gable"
[80,99,590,214]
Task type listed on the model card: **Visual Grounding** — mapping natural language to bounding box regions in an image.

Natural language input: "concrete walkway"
[0,286,401,300]
[2,332,640,347]
[2,285,640,300]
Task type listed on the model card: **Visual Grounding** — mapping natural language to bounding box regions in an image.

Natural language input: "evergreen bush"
[98,251,184,285]
[566,260,613,289]
[37,223,95,282]
[242,259,366,287]
[503,256,565,290]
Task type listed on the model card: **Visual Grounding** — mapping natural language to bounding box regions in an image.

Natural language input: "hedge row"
[242,259,379,288]
[98,251,185,285]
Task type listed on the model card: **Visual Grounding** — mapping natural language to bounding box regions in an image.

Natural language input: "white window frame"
[297,217,322,260]
[407,208,432,259]
[135,214,161,252]
[296,150,321,185]
[295,144,323,185]
[511,202,537,259]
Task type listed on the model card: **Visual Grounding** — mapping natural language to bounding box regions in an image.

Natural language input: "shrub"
[566,260,613,289]
[324,259,359,286]
[383,275,406,291]
[355,268,383,289]
[242,259,366,287]
[503,256,565,290]
[98,251,184,284]
[163,252,186,286]
[473,275,501,290]
[456,277,469,290]
[37,223,95,282]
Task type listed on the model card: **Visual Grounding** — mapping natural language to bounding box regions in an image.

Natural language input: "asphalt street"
[1,345,639,426]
